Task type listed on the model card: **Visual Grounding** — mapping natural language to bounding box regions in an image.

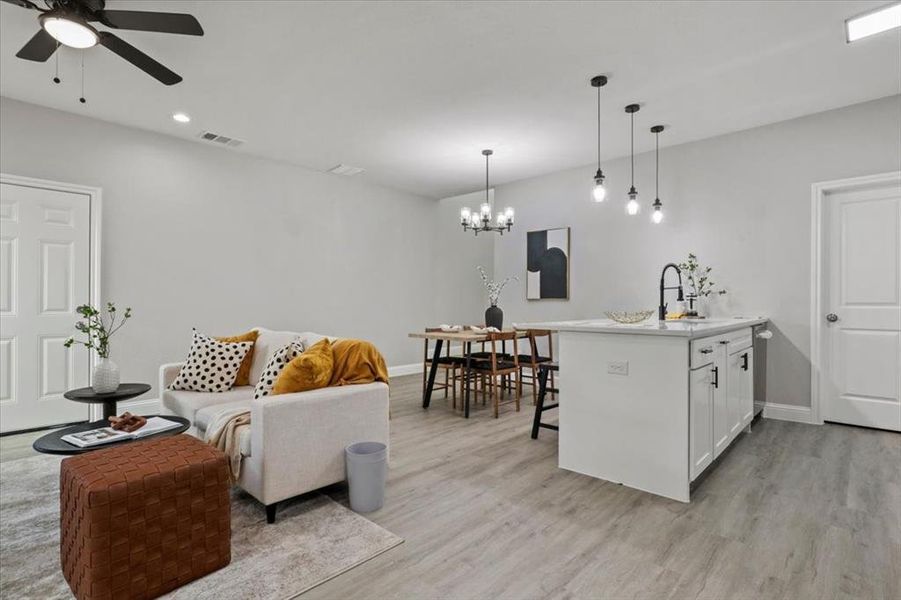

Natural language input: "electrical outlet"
[607,361,629,376]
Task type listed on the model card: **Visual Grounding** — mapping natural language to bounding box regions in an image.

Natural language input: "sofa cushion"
[194,400,252,432]
[194,402,253,457]
[273,338,334,395]
[248,328,303,386]
[171,330,253,393]
[214,330,259,386]
[162,386,253,422]
[253,341,304,399]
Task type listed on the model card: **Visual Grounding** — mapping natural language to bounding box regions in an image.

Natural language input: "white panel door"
[0,181,91,432]
[824,186,901,431]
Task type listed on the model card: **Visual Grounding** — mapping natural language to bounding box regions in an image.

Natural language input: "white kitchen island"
[514,317,768,502]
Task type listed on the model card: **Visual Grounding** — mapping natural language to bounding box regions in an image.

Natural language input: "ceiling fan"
[3,0,203,85]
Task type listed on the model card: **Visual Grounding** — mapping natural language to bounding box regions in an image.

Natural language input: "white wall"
[0,97,438,397]
[493,95,901,408]
[3,95,897,410]
[433,190,495,326]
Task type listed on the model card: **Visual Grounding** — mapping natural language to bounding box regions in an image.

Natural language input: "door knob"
[826,313,839,323]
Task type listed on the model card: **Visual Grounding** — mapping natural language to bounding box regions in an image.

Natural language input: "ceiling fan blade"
[2,0,41,10]
[15,29,57,62]
[97,10,203,35]
[98,32,182,85]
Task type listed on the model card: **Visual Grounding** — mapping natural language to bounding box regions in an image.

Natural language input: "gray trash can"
[345,441,387,513]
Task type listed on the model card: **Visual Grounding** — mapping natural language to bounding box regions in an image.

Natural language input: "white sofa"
[160,327,390,523]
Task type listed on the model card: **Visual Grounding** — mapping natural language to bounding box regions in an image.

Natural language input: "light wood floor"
[2,375,898,599]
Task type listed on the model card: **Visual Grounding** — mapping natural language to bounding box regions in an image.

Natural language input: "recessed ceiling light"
[846,2,901,43]
[172,112,191,123]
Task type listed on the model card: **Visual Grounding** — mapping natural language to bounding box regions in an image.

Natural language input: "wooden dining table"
[408,328,529,418]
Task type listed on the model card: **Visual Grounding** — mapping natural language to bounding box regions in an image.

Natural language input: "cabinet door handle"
[711,366,719,388]
[741,352,749,371]
[699,347,714,355]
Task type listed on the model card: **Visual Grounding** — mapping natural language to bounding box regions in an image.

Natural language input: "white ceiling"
[1,1,898,198]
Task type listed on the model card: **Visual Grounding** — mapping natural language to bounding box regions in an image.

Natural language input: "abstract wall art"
[526,227,569,300]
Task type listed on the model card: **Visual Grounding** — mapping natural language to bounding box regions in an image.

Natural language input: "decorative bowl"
[605,310,655,324]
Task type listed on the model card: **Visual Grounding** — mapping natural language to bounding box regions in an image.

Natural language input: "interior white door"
[823,185,901,431]
[0,181,91,432]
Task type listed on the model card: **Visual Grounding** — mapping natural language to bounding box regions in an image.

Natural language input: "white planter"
[696,296,710,318]
[92,357,120,393]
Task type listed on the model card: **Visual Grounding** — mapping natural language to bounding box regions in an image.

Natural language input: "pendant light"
[590,75,608,202]
[624,103,640,215]
[650,125,665,224]
[460,149,514,235]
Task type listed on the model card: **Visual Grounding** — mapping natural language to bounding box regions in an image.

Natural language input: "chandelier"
[460,149,514,235]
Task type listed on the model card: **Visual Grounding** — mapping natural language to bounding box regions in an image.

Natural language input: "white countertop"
[514,316,768,338]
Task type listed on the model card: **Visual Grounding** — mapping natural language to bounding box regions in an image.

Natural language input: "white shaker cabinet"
[514,316,767,502]
[691,328,755,481]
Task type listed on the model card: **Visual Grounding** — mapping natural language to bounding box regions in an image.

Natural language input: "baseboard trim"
[763,402,815,424]
[389,363,423,377]
[118,397,162,415]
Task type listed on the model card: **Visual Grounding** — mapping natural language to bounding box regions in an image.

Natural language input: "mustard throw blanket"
[329,339,389,387]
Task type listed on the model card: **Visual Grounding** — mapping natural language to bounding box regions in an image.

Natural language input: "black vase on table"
[485,305,504,330]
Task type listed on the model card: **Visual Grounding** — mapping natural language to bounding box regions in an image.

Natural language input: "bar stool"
[531,362,559,439]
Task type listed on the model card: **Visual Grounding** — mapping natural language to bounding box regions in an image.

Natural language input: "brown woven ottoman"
[60,435,231,600]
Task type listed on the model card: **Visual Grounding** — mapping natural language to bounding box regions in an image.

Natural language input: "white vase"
[92,357,120,393]
[696,296,710,318]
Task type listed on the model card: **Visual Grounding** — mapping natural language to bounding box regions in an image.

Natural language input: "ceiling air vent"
[327,164,365,176]
[197,131,245,148]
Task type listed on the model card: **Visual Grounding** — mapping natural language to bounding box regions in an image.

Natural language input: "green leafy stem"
[63,303,132,359]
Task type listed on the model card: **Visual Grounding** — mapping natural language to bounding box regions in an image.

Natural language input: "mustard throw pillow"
[272,338,333,395]
[215,330,259,387]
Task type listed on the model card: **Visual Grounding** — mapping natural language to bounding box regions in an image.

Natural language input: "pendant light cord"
[655,130,659,198]
[485,152,490,207]
[630,111,635,187]
[596,86,601,170]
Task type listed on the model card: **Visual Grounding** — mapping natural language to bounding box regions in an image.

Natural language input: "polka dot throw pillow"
[253,341,305,400]
[171,329,254,393]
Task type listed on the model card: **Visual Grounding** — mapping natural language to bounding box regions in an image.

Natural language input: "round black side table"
[63,383,152,420]
[32,415,190,455]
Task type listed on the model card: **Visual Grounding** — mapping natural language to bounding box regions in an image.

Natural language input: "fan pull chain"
[52,43,60,84]
[79,51,86,104]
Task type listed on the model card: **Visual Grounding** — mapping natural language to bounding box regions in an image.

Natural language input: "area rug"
[0,453,402,599]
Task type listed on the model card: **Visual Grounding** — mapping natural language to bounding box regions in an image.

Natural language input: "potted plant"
[677,254,726,318]
[64,303,132,393]
[477,266,518,330]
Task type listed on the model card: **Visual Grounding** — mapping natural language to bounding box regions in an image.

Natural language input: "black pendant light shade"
[590,75,608,202]
[651,125,664,224]
[624,103,640,215]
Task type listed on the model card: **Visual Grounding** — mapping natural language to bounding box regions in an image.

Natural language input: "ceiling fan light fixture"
[40,12,98,49]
